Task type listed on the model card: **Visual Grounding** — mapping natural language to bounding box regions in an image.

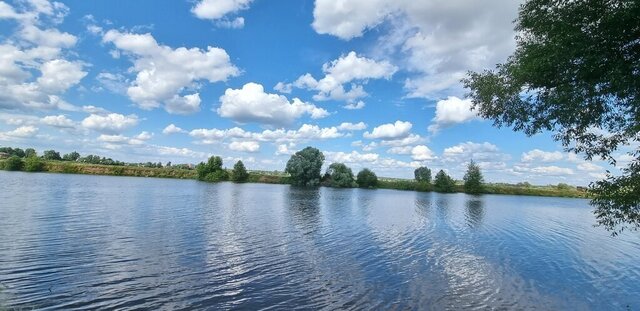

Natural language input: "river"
[0,171,638,310]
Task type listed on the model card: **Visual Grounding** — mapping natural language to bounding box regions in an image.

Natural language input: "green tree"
[196,156,228,182]
[326,162,355,188]
[414,167,432,184]
[4,155,23,171]
[434,170,456,193]
[356,168,378,188]
[463,0,640,233]
[285,146,325,187]
[463,160,484,194]
[24,156,45,172]
[62,151,80,161]
[42,150,61,161]
[24,148,37,158]
[231,160,249,183]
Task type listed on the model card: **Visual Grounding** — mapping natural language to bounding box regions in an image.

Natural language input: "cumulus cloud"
[189,123,345,145]
[521,149,564,162]
[514,165,574,176]
[228,141,260,153]
[102,29,239,114]
[41,114,75,128]
[411,145,436,161]
[162,124,186,135]
[217,83,329,126]
[1,125,38,138]
[577,162,603,172]
[192,0,252,20]
[364,120,412,140]
[337,122,367,131]
[325,150,379,163]
[81,113,139,133]
[428,96,479,134]
[343,101,365,110]
[281,51,397,103]
[0,1,86,111]
[312,0,519,98]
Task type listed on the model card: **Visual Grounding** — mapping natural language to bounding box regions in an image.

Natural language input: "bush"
[43,150,62,161]
[434,170,456,193]
[24,156,45,172]
[231,160,249,182]
[356,168,378,188]
[285,146,324,187]
[4,156,23,171]
[326,162,355,188]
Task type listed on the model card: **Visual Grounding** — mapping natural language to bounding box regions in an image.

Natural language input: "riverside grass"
[0,159,587,199]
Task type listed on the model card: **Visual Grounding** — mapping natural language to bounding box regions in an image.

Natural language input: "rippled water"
[0,172,639,310]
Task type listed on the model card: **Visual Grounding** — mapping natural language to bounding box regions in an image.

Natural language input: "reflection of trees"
[465,198,485,228]
[414,192,433,219]
[285,187,321,235]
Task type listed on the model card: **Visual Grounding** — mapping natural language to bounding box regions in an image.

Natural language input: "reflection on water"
[0,172,639,310]
[465,197,485,228]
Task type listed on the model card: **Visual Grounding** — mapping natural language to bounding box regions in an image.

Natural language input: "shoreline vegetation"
[0,145,587,199]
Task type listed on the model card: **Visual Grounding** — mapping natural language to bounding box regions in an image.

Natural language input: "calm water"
[0,172,638,310]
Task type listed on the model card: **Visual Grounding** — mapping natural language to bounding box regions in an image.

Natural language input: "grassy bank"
[0,159,587,198]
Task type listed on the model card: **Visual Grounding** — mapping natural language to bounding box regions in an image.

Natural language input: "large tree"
[231,160,249,183]
[285,147,324,187]
[414,166,432,184]
[356,168,378,188]
[434,170,456,193]
[463,0,639,234]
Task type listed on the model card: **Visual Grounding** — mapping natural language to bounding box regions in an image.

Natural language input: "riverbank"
[0,159,587,198]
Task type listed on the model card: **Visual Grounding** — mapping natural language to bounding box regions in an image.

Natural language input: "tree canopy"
[463,0,640,234]
[463,160,484,194]
[434,170,456,193]
[356,168,378,188]
[285,147,324,187]
[196,156,228,182]
[43,150,61,161]
[4,156,23,171]
[231,160,249,183]
[414,166,432,184]
[326,162,355,188]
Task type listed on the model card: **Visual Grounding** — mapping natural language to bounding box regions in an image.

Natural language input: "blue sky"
[0,0,623,185]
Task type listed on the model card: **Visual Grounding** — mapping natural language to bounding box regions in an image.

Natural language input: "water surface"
[0,172,638,310]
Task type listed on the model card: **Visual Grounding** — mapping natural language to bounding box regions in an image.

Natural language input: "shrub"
[24,156,45,172]
[4,156,23,171]
[463,160,484,194]
[196,156,228,182]
[43,150,62,161]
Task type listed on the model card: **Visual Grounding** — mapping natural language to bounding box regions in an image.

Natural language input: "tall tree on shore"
[285,146,324,187]
[463,0,640,234]
[463,160,484,194]
[434,170,456,193]
[326,162,356,188]
[231,160,249,183]
[414,167,432,184]
[356,168,378,188]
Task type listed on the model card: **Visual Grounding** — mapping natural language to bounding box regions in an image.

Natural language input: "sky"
[0,0,625,185]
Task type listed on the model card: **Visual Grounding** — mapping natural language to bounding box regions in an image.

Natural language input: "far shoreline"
[0,160,588,199]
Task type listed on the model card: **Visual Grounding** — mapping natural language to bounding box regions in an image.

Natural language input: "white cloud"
[274,82,292,94]
[577,162,603,172]
[189,123,345,145]
[81,113,139,133]
[41,114,75,128]
[521,149,564,162]
[217,83,329,126]
[2,125,38,138]
[191,0,252,20]
[442,141,508,164]
[514,165,574,176]
[162,124,186,135]
[284,51,397,103]
[325,150,379,163]
[428,96,479,133]
[102,29,239,114]
[343,101,365,110]
[364,120,412,140]
[312,0,519,98]
[0,2,86,111]
[228,141,260,153]
[387,146,412,155]
[215,17,245,29]
[411,145,436,161]
[379,134,423,147]
[337,122,367,131]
